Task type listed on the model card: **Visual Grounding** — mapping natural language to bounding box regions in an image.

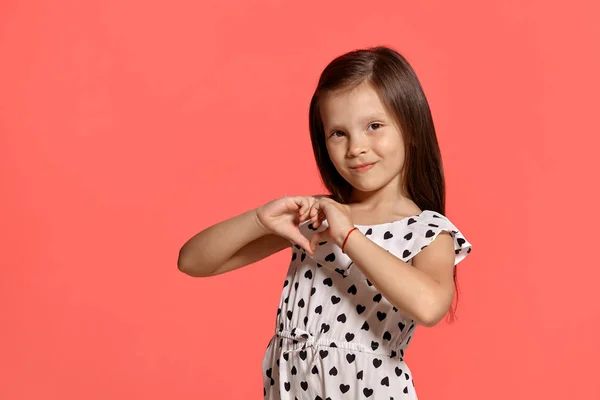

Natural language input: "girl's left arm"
[342,230,456,327]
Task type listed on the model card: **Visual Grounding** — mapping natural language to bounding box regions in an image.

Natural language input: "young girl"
[178,46,472,399]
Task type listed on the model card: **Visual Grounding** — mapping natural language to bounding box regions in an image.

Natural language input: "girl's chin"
[347,180,383,192]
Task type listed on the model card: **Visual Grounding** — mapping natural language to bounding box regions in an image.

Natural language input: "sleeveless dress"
[262,210,472,399]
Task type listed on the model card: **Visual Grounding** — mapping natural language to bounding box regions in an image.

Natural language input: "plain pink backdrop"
[1,0,599,399]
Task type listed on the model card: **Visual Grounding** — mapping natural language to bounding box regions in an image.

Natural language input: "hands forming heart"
[255,195,356,256]
[306,197,355,253]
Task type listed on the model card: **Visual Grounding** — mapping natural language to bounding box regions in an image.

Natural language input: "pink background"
[1,0,599,399]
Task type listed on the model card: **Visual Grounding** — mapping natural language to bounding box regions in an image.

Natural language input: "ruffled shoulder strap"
[403,210,472,265]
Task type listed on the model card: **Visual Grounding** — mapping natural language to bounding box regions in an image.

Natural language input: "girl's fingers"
[289,197,328,255]
[299,197,313,222]
[311,201,325,226]
[291,197,306,218]
[289,231,314,256]
[295,196,322,224]
[301,196,321,222]
[301,197,309,215]
[306,198,316,219]
[304,197,314,216]
[290,196,303,212]
[311,210,320,228]
[310,200,319,216]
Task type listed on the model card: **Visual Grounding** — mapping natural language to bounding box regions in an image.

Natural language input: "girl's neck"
[348,194,422,225]
[349,184,410,210]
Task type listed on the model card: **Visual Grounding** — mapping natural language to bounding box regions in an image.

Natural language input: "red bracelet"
[341,227,358,253]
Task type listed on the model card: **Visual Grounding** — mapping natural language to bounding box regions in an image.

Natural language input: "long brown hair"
[308,46,460,323]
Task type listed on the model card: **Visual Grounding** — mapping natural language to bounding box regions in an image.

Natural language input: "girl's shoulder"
[408,210,473,266]
[363,210,472,267]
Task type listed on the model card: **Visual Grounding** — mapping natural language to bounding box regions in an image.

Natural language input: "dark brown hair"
[308,46,460,323]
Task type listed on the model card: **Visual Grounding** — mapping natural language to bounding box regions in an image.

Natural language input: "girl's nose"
[347,134,369,156]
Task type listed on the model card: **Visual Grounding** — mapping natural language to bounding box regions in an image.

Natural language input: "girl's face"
[320,81,406,200]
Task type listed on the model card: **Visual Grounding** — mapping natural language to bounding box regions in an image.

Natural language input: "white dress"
[262,210,472,399]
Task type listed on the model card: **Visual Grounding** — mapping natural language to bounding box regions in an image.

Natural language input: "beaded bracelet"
[341,227,358,253]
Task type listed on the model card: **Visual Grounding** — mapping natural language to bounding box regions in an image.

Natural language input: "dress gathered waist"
[276,327,405,361]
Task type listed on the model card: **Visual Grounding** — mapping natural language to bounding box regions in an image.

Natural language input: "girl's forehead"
[322,82,378,103]
[320,84,389,122]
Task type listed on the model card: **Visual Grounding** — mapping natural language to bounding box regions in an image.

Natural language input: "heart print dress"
[262,209,472,399]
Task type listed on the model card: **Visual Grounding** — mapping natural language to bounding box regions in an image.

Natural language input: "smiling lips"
[350,162,376,172]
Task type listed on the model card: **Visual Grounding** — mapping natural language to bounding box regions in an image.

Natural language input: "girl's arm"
[177,208,291,277]
[342,230,456,327]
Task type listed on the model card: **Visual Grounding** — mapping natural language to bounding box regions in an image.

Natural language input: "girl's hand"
[255,196,318,255]
[307,197,355,252]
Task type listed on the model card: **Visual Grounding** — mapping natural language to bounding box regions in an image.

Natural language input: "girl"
[178,46,472,399]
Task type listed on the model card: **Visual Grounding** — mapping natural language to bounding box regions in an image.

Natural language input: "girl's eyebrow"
[325,113,388,131]
[361,113,388,122]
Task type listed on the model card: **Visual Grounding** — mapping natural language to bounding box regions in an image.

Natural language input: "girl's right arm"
[177,208,290,277]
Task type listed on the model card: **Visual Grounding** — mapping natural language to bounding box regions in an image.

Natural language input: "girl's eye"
[331,131,345,137]
[369,123,382,130]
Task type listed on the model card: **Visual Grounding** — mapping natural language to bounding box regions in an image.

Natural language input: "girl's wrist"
[251,208,272,236]
[340,226,359,253]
